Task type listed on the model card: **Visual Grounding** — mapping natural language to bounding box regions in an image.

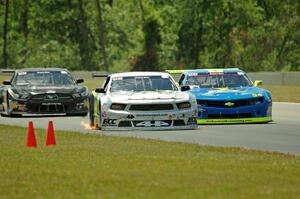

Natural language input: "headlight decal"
[177,102,191,109]
[110,103,126,110]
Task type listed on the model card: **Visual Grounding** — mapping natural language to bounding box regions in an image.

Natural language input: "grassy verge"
[264,85,300,103]
[1,125,299,198]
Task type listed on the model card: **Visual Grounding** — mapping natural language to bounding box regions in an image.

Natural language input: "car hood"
[189,86,267,100]
[13,85,79,95]
[109,90,188,102]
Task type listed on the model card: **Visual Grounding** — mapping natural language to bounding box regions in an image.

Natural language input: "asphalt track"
[1,102,299,155]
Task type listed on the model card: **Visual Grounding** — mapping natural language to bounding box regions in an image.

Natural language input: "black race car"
[0,68,89,117]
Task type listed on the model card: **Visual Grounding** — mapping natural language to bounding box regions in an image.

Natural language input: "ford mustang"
[89,72,198,130]
[167,68,272,124]
[0,68,89,117]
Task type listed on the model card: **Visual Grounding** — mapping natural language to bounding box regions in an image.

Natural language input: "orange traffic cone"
[45,121,56,146]
[26,121,37,148]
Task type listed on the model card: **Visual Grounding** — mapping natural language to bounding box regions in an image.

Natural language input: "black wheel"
[89,95,95,127]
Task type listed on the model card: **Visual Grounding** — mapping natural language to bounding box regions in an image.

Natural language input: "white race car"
[89,72,198,130]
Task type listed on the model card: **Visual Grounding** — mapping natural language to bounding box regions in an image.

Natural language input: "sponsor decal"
[42,102,62,105]
[102,119,117,126]
[18,104,26,111]
[135,121,170,127]
[12,103,18,109]
[44,94,58,100]
[112,76,123,81]
[3,92,7,103]
[101,103,108,110]
[188,73,198,77]
[101,112,108,118]
[127,114,135,119]
[187,117,197,125]
[136,113,168,117]
[197,116,272,124]
[267,105,272,116]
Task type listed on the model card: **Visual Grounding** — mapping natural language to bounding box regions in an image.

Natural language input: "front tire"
[89,95,95,127]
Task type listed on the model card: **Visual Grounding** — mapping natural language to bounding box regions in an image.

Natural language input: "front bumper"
[100,108,198,130]
[197,102,272,124]
[197,116,272,124]
[8,98,89,115]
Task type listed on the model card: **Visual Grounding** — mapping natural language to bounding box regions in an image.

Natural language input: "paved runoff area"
[1,102,300,155]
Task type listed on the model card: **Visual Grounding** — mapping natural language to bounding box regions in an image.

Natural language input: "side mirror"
[3,80,11,85]
[95,88,106,93]
[76,79,84,84]
[181,85,191,91]
[253,80,263,87]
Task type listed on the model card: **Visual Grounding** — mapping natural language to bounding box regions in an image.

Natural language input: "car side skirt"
[197,116,272,124]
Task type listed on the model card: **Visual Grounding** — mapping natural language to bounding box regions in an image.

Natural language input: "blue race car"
[167,68,272,124]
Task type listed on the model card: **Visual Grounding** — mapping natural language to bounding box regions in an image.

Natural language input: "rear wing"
[92,72,109,78]
[1,69,16,74]
[166,68,241,74]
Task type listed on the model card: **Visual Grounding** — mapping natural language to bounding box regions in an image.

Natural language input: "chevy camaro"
[0,68,89,117]
[89,72,198,130]
[167,68,272,124]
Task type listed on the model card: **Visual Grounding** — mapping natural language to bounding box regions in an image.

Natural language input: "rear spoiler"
[165,69,194,74]
[1,69,16,74]
[166,68,241,74]
[92,72,109,78]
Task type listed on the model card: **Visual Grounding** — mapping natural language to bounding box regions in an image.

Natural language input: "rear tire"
[89,95,95,127]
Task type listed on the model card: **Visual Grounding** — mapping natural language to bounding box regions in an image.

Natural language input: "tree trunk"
[95,0,108,71]
[2,0,9,68]
[77,0,92,70]
[21,0,29,38]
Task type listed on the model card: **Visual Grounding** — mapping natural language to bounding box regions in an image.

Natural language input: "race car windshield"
[14,71,75,86]
[110,76,178,92]
[186,73,252,88]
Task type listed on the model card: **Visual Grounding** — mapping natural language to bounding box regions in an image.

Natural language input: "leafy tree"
[0,0,299,71]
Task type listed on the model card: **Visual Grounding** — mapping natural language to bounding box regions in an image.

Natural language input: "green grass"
[1,74,300,102]
[1,125,300,198]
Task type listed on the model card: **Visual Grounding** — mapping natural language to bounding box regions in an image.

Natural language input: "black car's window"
[186,73,252,88]
[14,71,75,86]
[110,75,178,93]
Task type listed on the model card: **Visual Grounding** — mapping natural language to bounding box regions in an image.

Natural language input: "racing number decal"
[127,114,135,119]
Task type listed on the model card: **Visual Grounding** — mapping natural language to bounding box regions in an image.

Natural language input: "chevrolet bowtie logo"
[225,102,234,107]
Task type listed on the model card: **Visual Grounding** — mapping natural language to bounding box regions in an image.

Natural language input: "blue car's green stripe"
[197,116,272,124]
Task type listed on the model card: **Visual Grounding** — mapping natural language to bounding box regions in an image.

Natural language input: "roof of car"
[185,68,243,74]
[110,71,171,77]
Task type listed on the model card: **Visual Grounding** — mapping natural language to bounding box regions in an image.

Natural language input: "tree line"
[1,0,299,72]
